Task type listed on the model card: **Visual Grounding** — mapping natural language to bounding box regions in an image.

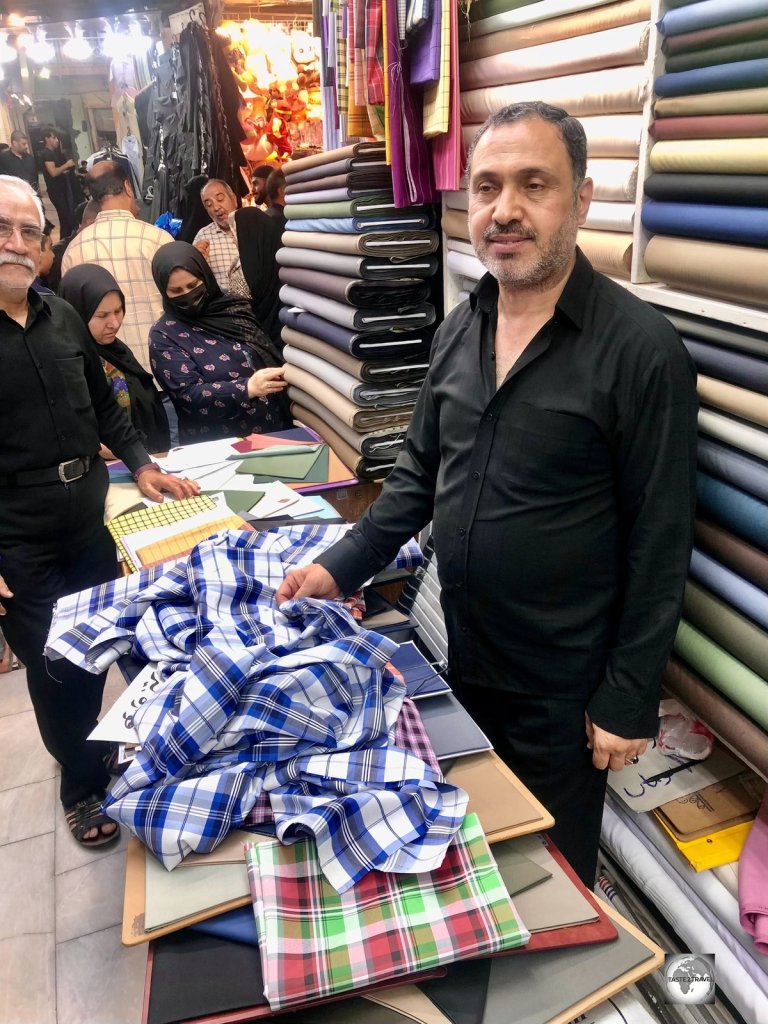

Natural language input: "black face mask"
[171,281,207,314]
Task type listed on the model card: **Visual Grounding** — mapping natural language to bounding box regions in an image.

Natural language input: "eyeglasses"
[0,218,44,246]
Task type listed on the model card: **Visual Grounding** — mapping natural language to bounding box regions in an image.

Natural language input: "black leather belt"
[0,456,92,488]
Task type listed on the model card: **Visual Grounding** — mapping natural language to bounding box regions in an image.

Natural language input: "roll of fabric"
[283,365,414,430]
[284,345,421,408]
[658,0,768,40]
[461,113,644,158]
[697,472,768,553]
[685,580,768,681]
[584,201,635,232]
[644,236,768,308]
[698,438,768,504]
[673,620,768,732]
[279,307,433,360]
[280,229,440,259]
[655,59,768,98]
[468,0,545,21]
[685,339,768,395]
[650,113,768,139]
[287,386,407,457]
[279,284,436,332]
[461,0,626,39]
[284,171,395,196]
[460,0,651,61]
[698,409,768,464]
[459,21,649,91]
[290,401,398,480]
[284,194,397,219]
[285,143,386,176]
[645,172,768,206]
[285,212,434,234]
[642,199,768,248]
[442,209,470,242]
[740,793,768,957]
[664,657,768,780]
[280,327,428,385]
[587,158,639,200]
[277,267,429,308]
[695,519,768,593]
[689,548,768,631]
[649,138,768,174]
[577,229,632,278]
[663,15,768,57]
[445,190,468,212]
[275,246,439,281]
[654,87,768,117]
[285,157,391,186]
[459,65,648,123]
[665,38,768,74]
[668,312,768,360]
[445,238,477,258]
[446,249,485,283]
[285,187,395,205]
[698,375,768,431]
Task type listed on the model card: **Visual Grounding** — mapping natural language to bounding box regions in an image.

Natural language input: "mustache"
[0,254,36,271]
[483,223,535,243]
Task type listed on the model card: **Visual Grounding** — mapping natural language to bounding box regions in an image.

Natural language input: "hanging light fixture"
[26,28,55,65]
[0,32,18,64]
[62,25,93,62]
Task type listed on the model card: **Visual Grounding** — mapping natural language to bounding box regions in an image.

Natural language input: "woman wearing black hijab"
[59,265,170,453]
[150,241,289,444]
[228,206,284,348]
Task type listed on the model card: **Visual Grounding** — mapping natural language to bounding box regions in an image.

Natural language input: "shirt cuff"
[133,462,161,481]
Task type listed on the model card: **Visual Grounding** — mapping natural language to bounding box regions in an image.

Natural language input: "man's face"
[468,118,592,292]
[43,134,60,150]
[202,184,237,229]
[11,137,30,156]
[251,177,267,204]
[0,186,43,292]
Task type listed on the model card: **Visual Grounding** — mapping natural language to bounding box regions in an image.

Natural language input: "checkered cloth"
[365,0,385,105]
[45,526,464,890]
[61,210,174,371]
[193,222,240,293]
[246,812,530,1009]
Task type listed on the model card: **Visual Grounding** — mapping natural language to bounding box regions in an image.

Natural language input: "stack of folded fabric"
[278,143,441,480]
[449,0,653,284]
[643,0,768,307]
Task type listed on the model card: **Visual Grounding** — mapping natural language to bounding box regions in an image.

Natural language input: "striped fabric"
[423,0,452,137]
[246,812,530,1009]
[366,0,386,104]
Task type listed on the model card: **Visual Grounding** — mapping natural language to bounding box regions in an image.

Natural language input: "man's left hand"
[136,470,201,503]
[585,714,648,772]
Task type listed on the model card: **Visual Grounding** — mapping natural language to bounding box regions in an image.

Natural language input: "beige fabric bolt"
[697,375,768,431]
[649,137,768,174]
[654,88,768,118]
[645,235,768,308]
[462,113,643,159]
[577,229,632,279]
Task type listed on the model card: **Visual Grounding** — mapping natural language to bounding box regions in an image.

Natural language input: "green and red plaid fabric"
[246,812,529,1009]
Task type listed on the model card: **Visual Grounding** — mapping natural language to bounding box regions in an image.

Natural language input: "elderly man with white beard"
[0,175,199,851]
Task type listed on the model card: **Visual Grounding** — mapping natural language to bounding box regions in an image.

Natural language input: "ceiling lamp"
[62,25,93,62]
[0,32,17,64]
[26,28,55,65]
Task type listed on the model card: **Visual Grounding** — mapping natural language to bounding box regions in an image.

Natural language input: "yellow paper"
[654,812,753,872]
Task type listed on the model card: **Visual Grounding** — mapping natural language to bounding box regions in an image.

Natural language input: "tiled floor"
[0,664,146,1024]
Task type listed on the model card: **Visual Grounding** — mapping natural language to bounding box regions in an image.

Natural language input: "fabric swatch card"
[607,744,743,812]
[234,447,323,480]
[502,835,597,933]
[417,692,492,759]
[655,770,765,841]
[143,848,250,931]
[391,640,451,699]
[207,489,265,515]
[365,985,456,1024]
[88,662,169,745]
[442,753,550,841]
[491,843,552,898]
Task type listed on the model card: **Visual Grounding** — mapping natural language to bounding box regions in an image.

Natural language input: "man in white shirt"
[61,161,173,370]
[193,179,239,292]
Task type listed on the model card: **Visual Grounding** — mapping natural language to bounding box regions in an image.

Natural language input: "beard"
[473,204,580,291]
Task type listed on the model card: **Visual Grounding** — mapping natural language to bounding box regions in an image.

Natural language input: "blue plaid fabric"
[46,526,466,891]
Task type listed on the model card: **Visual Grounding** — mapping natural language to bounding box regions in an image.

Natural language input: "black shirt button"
[472,471,480,480]
[458,527,466,537]
[461,625,468,634]
[484,413,493,422]
[49,399,55,406]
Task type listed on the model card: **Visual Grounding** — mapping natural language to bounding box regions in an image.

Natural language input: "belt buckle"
[58,458,85,484]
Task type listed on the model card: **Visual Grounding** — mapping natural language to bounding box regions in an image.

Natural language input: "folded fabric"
[460,0,625,39]
[644,236,768,308]
[286,158,391,186]
[655,59,768,98]
[649,138,768,174]
[667,311,768,360]
[287,386,407,458]
[665,38,768,74]
[285,170,395,195]
[445,190,468,212]
[447,249,484,283]
[650,113,768,139]
[587,157,639,200]
[584,200,635,232]
[459,21,649,91]
[442,209,470,242]
[276,246,439,281]
[285,187,395,205]
[654,87,768,117]
[695,517,768,592]
[658,0,768,39]
[279,306,433,360]
[284,344,422,408]
[698,375,768,430]
[285,212,434,234]
[739,791,768,956]
[291,402,401,481]
[698,408,768,464]
[246,812,529,1010]
[577,229,632,278]
[645,172,768,206]
[284,365,415,430]
[697,472,768,553]
[281,326,428,385]
[277,267,429,308]
[280,228,440,259]
[698,438,768,505]
[461,113,644,159]
[689,548,768,631]
[460,64,648,123]
[684,580,768,681]
[285,142,386,177]
[663,15,768,57]
[643,200,768,248]
[284,194,399,219]
[279,284,436,332]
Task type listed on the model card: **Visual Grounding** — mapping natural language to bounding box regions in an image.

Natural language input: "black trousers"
[0,460,117,807]
[455,683,608,887]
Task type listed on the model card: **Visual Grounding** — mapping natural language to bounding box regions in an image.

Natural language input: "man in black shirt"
[276,103,698,884]
[40,128,78,237]
[0,176,199,849]
[0,132,39,193]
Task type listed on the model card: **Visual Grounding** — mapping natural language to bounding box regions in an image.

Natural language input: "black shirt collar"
[469,247,593,330]
[27,287,53,322]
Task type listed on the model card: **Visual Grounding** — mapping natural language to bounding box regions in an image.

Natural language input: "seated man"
[193,179,239,292]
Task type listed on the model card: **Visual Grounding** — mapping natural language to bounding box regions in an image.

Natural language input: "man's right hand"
[275,564,342,604]
[0,574,13,616]
[194,240,210,260]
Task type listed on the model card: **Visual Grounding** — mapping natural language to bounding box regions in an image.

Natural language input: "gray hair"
[201,178,235,198]
[466,101,588,192]
[0,174,45,229]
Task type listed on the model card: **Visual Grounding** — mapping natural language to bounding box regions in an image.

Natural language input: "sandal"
[64,795,121,850]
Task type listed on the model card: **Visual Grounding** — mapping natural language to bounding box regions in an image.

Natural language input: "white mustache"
[0,254,36,271]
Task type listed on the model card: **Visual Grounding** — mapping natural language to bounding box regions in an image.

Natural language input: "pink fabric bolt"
[739,790,768,955]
